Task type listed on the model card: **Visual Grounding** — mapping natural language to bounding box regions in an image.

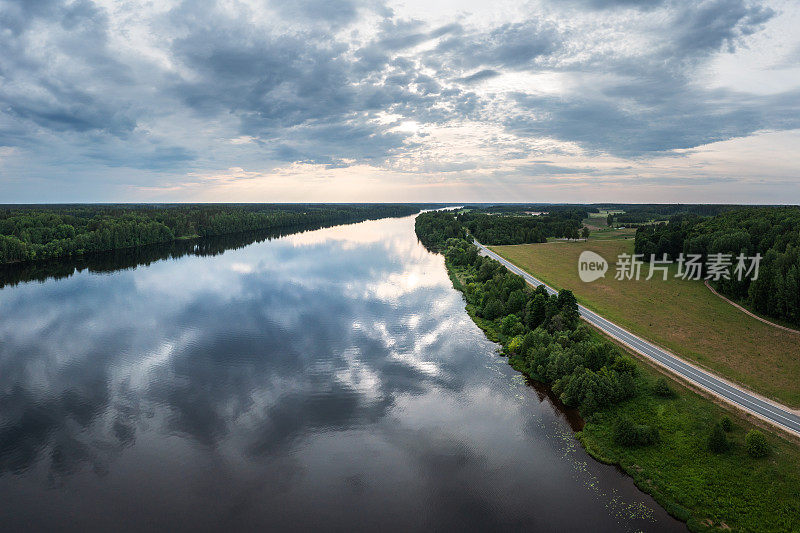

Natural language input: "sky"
[0,0,798,203]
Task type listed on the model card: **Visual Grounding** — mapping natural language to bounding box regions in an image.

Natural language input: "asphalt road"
[475,241,800,437]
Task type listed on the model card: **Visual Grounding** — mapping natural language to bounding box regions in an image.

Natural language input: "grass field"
[582,210,612,231]
[491,238,800,408]
[581,210,637,238]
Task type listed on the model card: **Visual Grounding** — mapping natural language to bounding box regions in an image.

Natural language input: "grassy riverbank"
[576,361,800,532]
[448,256,800,531]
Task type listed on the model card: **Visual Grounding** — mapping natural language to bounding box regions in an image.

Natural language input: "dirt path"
[704,280,800,336]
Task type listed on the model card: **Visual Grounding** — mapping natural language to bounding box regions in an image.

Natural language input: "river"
[0,214,684,531]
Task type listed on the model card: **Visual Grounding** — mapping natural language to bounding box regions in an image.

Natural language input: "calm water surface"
[0,215,685,532]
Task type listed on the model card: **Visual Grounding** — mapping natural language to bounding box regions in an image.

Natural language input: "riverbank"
[441,251,800,532]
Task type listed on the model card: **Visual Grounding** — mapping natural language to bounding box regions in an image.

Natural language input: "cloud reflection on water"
[0,215,683,532]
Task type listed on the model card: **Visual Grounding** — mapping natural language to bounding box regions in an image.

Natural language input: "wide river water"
[0,214,685,532]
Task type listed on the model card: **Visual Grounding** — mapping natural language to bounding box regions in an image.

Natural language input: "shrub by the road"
[708,423,731,453]
[653,377,675,398]
[745,430,770,458]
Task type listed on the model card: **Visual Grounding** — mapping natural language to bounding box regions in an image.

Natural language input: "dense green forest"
[606,204,760,226]
[415,211,639,414]
[456,209,587,245]
[634,207,800,326]
[0,204,421,264]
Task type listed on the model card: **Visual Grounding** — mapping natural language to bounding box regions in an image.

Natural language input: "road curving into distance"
[475,240,800,437]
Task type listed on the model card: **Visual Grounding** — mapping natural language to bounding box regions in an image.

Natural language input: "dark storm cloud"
[85,144,197,170]
[0,0,77,34]
[164,6,454,164]
[0,0,195,176]
[0,0,132,122]
[168,18,351,124]
[6,87,136,136]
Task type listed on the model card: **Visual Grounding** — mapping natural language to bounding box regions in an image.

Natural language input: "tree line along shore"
[0,204,422,264]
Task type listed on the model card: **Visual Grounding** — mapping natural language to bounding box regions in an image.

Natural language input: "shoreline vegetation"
[416,211,800,533]
[0,204,423,265]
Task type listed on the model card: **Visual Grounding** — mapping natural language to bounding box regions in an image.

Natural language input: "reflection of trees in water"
[0,222,349,289]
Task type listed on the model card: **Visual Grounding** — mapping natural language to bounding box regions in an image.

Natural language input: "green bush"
[745,430,769,458]
[506,335,524,355]
[482,298,505,320]
[708,423,730,453]
[613,416,659,447]
[635,423,660,446]
[613,417,638,446]
[720,415,733,432]
[506,289,527,314]
[525,294,547,329]
[653,377,674,398]
[500,314,524,336]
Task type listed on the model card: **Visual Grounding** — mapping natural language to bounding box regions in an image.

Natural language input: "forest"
[456,208,587,244]
[634,207,800,326]
[415,211,641,415]
[0,204,421,264]
[606,204,757,226]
